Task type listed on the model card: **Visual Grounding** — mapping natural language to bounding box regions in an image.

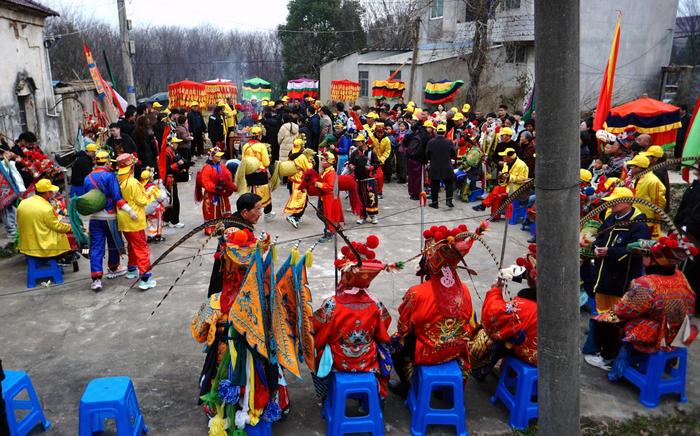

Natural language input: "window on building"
[506,44,528,64]
[389,69,402,80]
[359,71,369,97]
[18,96,29,132]
[465,0,497,22]
[504,0,521,10]
[430,0,444,19]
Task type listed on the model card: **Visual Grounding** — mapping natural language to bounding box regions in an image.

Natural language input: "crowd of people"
[0,91,698,433]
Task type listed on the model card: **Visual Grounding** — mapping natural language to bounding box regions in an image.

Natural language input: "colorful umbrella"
[605,96,682,148]
[371,80,405,100]
[424,80,464,105]
[330,80,361,102]
[167,80,206,109]
[242,77,272,101]
[287,78,319,100]
[202,79,237,106]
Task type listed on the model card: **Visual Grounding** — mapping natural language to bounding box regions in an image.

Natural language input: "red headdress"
[335,235,399,290]
[420,221,489,276]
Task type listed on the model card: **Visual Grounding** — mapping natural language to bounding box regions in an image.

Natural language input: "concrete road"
[1,160,697,435]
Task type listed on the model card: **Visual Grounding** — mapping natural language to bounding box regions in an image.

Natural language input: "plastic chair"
[406,360,467,436]
[529,222,536,237]
[245,420,272,435]
[1,370,51,436]
[508,200,528,225]
[26,256,64,288]
[622,347,687,408]
[78,376,148,436]
[490,357,538,430]
[322,372,384,436]
[468,188,484,203]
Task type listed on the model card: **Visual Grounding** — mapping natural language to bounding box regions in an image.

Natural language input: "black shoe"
[429,203,439,209]
[528,237,537,243]
[410,195,419,201]
[388,379,409,398]
[472,204,486,211]
[446,200,455,208]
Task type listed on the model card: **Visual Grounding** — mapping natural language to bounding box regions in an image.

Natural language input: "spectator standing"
[187,101,207,158]
[426,123,457,208]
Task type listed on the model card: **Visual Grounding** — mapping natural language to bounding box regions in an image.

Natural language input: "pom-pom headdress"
[335,235,400,289]
[223,228,270,267]
[514,243,537,287]
[627,234,697,266]
[420,221,490,276]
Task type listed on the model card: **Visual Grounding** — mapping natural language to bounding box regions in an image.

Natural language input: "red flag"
[157,125,172,179]
[593,14,622,153]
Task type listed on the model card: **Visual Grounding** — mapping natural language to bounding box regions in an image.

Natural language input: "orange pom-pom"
[231,230,249,245]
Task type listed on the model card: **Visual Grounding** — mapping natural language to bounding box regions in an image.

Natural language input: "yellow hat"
[498,147,517,157]
[162,108,171,115]
[643,145,664,158]
[366,112,379,119]
[404,106,415,114]
[85,143,98,152]
[407,101,415,107]
[281,96,289,102]
[604,177,620,189]
[450,107,459,113]
[35,178,59,193]
[580,169,593,183]
[354,133,366,142]
[453,112,465,121]
[171,136,183,143]
[189,100,199,107]
[251,126,263,135]
[293,137,305,146]
[436,124,447,133]
[216,100,226,107]
[321,151,335,164]
[498,127,514,137]
[462,103,471,113]
[603,187,634,202]
[140,170,151,181]
[423,120,435,128]
[95,150,110,163]
[152,102,163,109]
[626,154,649,169]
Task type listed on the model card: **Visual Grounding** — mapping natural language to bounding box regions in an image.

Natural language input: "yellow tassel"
[272,244,277,263]
[208,406,227,436]
[290,248,300,265]
[305,250,313,267]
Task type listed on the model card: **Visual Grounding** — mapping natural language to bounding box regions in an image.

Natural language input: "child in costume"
[140,168,169,243]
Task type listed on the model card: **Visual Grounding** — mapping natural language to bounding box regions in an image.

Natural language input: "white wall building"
[320,0,679,111]
[0,0,60,152]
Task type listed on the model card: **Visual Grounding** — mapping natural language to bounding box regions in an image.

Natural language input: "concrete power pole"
[117,0,136,105]
[534,0,581,435]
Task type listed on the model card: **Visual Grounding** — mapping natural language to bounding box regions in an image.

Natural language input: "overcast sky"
[45,0,290,31]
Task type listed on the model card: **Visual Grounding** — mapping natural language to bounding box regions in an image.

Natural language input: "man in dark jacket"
[307,106,321,151]
[116,108,136,139]
[426,123,457,208]
[207,106,226,147]
[187,101,207,157]
[674,161,700,310]
[584,187,650,370]
[106,122,137,156]
[406,120,433,200]
[70,143,96,197]
[262,108,282,164]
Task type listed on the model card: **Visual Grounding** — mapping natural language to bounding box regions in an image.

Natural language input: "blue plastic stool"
[490,357,538,430]
[1,370,51,436]
[245,420,272,435]
[26,256,63,288]
[529,222,536,237]
[468,188,484,203]
[508,200,528,225]
[406,361,467,436]
[322,372,384,436]
[79,376,148,436]
[622,347,687,408]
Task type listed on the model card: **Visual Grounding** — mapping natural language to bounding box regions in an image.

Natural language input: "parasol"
[167,80,206,109]
[605,96,682,148]
[242,77,272,101]
[287,77,319,100]
[202,78,237,106]
[330,79,361,102]
[424,80,464,105]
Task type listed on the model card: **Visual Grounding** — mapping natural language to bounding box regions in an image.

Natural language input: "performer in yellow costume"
[240,125,275,220]
[283,137,316,228]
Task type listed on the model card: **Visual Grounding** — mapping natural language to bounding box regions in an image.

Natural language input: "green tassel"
[395,261,405,270]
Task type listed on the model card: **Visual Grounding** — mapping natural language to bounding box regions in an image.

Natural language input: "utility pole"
[117,0,136,105]
[407,16,420,102]
[534,0,580,435]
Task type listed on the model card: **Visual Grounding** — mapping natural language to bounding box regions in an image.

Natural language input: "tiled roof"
[1,0,59,17]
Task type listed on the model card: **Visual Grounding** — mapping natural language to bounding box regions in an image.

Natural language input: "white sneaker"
[356,218,366,225]
[584,354,612,372]
[370,216,378,224]
[138,278,157,290]
[126,270,139,279]
[265,212,276,221]
[172,222,185,229]
[90,279,102,292]
[105,266,128,279]
[286,216,298,229]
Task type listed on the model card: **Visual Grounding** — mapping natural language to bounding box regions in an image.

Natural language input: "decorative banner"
[167,80,206,109]
[330,79,360,101]
[242,77,272,101]
[682,95,700,181]
[287,78,319,100]
[371,80,405,99]
[424,80,465,104]
[202,78,237,106]
[605,96,682,147]
[230,247,269,358]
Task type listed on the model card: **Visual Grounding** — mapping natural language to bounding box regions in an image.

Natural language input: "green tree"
[278,0,366,81]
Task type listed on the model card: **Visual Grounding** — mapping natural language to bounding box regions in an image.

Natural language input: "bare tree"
[675,0,700,65]
[363,0,417,49]
[464,0,499,107]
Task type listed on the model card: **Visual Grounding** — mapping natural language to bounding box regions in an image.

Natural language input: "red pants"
[123,230,151,274]
[483,185,508,216]
[376,167,384,194]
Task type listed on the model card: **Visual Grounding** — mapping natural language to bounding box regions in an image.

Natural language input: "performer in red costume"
[197,147,236,235]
